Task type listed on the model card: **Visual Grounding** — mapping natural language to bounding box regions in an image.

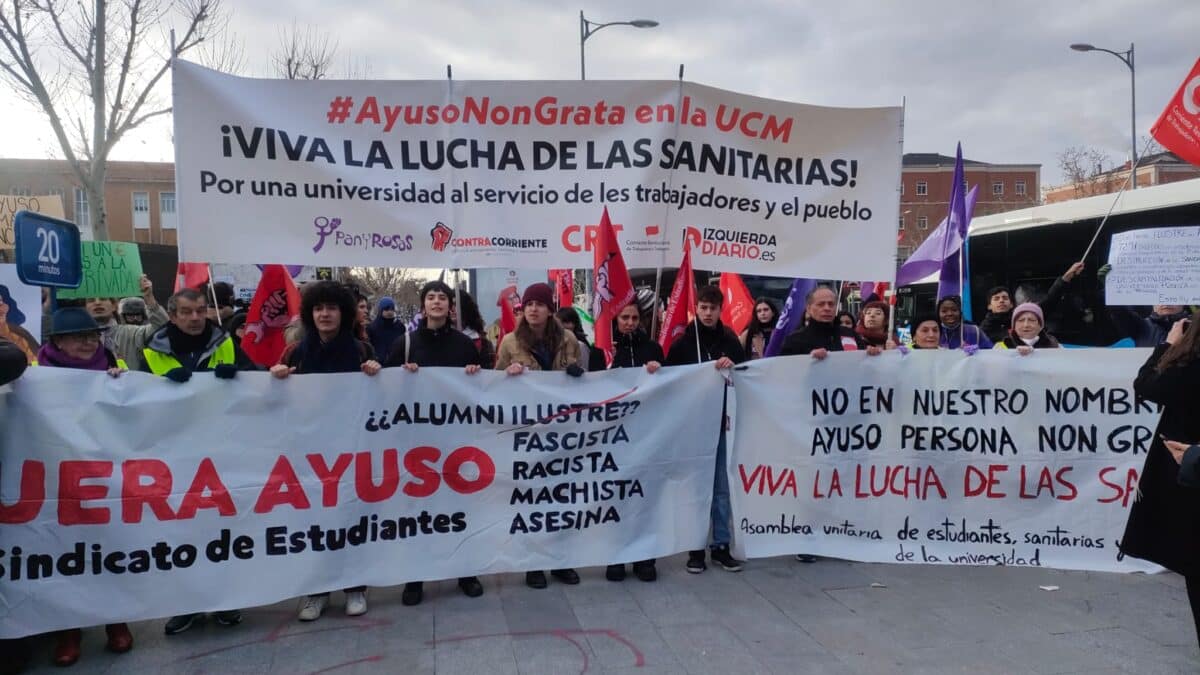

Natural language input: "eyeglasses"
[63,332,101,343]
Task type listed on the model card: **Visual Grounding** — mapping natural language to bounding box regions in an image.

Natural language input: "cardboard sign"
[0,195,66,250]
[56,240,143,299]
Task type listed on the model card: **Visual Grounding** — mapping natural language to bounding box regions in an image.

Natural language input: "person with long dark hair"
[740,297,779,360]
[557,307,605,371]
[270,281,382,621]
[454,289,496,368]
[1120,317,1200,647]
[496,283,584,588]
[606,302,664,582]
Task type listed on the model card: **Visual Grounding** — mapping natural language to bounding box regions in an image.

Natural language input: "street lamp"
[580,11,659,80]
[1071,42,1137,188]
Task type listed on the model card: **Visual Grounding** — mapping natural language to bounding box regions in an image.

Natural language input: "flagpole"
[206,263,219,321]
[1080,135,1156,262]
[454,268,462,330]
[652,64,687,342]
[889,96,905,340]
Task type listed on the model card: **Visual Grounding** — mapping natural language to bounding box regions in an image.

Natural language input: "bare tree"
[0,0,227,240]
[1057,145,1120,198]
[343,267,424,312]
[1139,134,1166,159]
[273,22,336,80]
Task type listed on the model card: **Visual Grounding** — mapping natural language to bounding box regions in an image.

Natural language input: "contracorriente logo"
[431,222,453,251]
[313,216,342,253]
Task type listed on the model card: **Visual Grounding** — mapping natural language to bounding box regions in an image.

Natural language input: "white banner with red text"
[173,60,902,278]
[729,349,1160,574]
[0,365,723,638]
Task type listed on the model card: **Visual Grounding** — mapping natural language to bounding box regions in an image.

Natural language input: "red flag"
[719,272,754,335]
[1151,57,1200,166]
[659,244,696,357]
[175,262,209,292]
[860,281,889,303]
[241,265,301,366]
[496,284,520,345]
[549,269,574,309]
[591,207,635,366]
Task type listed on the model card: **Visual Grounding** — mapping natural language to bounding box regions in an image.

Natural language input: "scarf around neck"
[37,341,110,371]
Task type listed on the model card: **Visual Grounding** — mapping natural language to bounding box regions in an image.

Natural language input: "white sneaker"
[298,594,327,621]
[345,590,367,616]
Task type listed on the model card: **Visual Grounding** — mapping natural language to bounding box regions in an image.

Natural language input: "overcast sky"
[3,0,1197,187]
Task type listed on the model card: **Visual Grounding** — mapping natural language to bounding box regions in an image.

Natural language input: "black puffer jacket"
[610,328,664,369]
[664,320,745,366]
[780,320,865,356]
[0,338,27,385]
[1119,346,1200,575]
[385,324,481,368]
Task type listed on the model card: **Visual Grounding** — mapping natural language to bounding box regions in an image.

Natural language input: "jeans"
[710,427,732,548]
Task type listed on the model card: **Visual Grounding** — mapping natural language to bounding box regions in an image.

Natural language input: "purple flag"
[255,264,304,278]
[937,144,970,301]
[894,185,979,287]
[764,277,818,357]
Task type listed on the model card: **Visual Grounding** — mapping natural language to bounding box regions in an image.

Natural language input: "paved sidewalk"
[18,553,1200,674]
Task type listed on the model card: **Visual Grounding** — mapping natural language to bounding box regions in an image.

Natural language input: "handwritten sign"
[0,195,66,249]
[1105,226,1200,305]
[56,241,143,299]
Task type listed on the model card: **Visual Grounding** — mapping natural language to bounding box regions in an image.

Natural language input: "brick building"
[1042,151,1200,204]
[0,158,177,246]
[898,153,1040,264]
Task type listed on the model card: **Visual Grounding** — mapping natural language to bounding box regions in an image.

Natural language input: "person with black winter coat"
[980,262,1083,344]
[664,285,746,574]
[606,303,664,582]
[0,337,26,385]
[663,288,746,368]
[557,307,607,372]
[780,286,875,358]
[1119,316,1200,647]
[367,297,406,359]
[384,280,487,605]
[271,281,382,623]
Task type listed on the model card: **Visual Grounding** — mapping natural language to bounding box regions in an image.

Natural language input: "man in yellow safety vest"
[141,288,253,635]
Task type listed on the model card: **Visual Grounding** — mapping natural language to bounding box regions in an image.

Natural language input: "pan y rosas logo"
[312,216,414,254]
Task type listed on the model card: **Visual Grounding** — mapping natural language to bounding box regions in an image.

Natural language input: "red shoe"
[105,623,133,654]
[52,629,82,667]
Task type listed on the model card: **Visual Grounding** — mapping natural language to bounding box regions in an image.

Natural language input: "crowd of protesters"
[1,258,1198,672]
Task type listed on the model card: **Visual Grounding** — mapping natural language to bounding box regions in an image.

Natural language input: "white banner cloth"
[173,60,902,278]
[729,350,1160,573]
[0,365,724,638]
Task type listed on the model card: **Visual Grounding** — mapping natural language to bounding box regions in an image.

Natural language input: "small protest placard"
[1105,226,1200,306]
[57,241,143,299]
[0,194,66,249]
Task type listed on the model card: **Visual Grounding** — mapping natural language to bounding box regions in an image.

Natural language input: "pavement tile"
[15,561,1200,674]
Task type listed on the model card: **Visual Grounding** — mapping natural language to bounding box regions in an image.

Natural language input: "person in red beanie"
[495,282,584,588]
